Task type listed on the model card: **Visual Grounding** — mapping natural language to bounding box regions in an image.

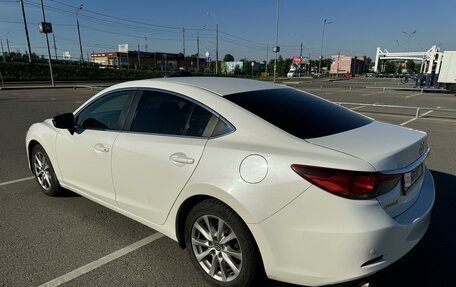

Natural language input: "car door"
[55,89,135,206]
[112,89,218,225]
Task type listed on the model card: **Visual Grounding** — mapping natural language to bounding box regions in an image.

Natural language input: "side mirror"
[52,113,75,135]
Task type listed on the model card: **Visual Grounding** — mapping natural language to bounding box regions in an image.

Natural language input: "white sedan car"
[26,77,435,286]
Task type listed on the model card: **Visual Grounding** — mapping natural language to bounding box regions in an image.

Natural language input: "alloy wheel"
[191,215,243,282]
[33,151,52,190]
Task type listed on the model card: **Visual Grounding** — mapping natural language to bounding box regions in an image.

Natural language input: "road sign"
[39,22,53,34]
[205,51,210,58]
[118,44,129,53]
[63,51,71,60]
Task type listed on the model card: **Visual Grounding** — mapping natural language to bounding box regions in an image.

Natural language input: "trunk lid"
[307,121,429,217]
[307,121,428,171]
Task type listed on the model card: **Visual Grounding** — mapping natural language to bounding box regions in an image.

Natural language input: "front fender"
[26,119,61,181]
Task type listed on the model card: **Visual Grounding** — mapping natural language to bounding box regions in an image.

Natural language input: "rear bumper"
[249,167,435,286]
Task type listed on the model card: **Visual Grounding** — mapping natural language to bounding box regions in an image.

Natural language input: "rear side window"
[131,90,218,137]
[131,91,192,135]
[224,88,372,139]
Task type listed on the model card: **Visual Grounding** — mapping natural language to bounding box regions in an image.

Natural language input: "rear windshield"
[224,88,372,139]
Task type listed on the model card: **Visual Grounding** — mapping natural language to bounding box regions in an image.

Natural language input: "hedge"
[0,62,163,81]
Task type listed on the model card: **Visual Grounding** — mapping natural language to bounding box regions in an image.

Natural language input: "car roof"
[112,77,283,96]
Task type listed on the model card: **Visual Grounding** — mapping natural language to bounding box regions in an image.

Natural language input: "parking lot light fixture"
[197,25,206,72]
[39,0,54,86]
[402,30,416,51]
[319,19,333,78]
[273,0,280,82]
[76,4,84,63]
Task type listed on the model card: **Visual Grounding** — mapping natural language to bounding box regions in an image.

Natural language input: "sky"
[0,0,455,62]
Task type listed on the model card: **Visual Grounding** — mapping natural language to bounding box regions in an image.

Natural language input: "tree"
[406,60,416,73]
[223,54,234,62]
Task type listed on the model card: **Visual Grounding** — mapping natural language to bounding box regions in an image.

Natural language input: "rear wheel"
[184,199,264,287]
[31,145,63,196]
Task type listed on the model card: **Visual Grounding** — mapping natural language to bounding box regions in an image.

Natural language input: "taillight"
[291,164,401,200]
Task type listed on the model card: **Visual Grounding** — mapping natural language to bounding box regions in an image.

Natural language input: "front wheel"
[31,145,64,196]
[184,199,264,287]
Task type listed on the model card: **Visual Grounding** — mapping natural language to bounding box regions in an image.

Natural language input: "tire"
[31,145,64,196]
[184,199,264,287]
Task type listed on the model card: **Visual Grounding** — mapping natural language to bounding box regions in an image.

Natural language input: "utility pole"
[137,43,140,69]
[6,34,11,57]
[20,0,32,63]
[144,37,148,52]
[216,24,219,74]
[182,27,185,56]
[300,42,303,58]
[197,31,200,72]
[39,0,54,86]
[52,33,57,60]
[76,4,84,63]
[266,43,269,75]
[1,38,5,63]
[319,19,333,78]
[273,0,280,82]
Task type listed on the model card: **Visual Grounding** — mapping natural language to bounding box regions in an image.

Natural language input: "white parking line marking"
[405,92,422,98]
[400,110,435,126]
[38,233,164,287]
[359,91,384,97]
[0,176,34,187]
[349,105,367,111]
[323,90,345,95]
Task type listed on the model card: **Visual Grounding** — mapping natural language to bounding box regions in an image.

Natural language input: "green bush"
[0,62,163,81]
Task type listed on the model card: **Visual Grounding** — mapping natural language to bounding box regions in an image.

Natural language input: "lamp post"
[39,0,54,86]
[251,61,255,78]
[319,19,333,78]
[402,30,416,51]
[196,25,206,73]
[273,0,280,82]
[76,4,84,63]
[6,33,11,58]
[0,36,5,63]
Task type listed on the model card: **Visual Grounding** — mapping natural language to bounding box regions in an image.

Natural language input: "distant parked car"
[26,78,435,287]
[164,70,192,77]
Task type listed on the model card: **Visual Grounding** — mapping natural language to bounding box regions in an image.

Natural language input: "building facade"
[90,51,206,71]
[330,55,367,75]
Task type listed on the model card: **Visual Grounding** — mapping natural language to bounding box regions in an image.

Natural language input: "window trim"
[74,88,138,132]
[123,88,235,139]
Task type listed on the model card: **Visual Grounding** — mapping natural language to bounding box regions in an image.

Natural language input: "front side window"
[76,91,132,130]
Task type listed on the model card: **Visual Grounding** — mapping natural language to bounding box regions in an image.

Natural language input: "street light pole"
[182,27,185,56]
[39,0,54,86]
[196,25,206,73]
[53,33,58,60]
[273,0,280,82]
[6,33,11,57]
[216,23,219,74]
[319,19,333,78]
[76,4,84,63]
[0,37,5,63]
[402,30,416,51]
[197,31,200,72]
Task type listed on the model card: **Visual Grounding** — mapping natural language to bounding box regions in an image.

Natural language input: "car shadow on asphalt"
[59,188,81,197]
[265,170,456,287]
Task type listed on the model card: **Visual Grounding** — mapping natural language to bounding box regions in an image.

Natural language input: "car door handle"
[94,143,109,153]
[169,153,195,165]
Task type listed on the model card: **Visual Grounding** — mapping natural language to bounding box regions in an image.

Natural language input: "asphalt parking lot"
[0,78,455,287]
